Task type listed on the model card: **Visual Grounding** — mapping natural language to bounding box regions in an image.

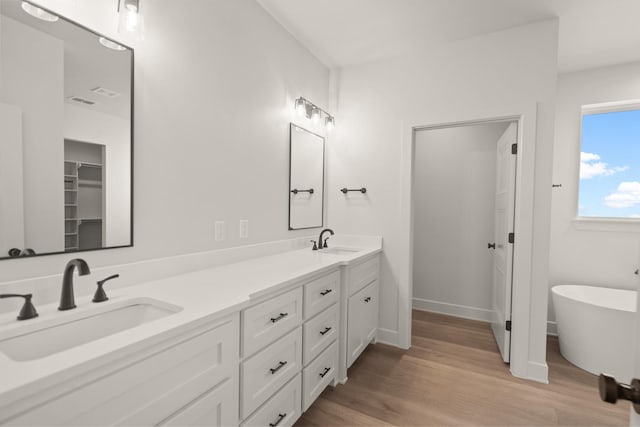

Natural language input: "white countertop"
[0,241,381,405]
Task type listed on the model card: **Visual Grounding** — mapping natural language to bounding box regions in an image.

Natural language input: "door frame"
[398,103,545,382]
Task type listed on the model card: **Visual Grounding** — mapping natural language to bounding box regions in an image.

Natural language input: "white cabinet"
[159,377,238,426]
[3,315,240,427]
[242,287,303,358]
[241,374,302,427]
[302,341,337,411]
[240,270,340,426]
[241,327,302,418]
[347,279,379,367]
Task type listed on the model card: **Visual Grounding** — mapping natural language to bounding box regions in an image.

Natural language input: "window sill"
[573,217,640,233]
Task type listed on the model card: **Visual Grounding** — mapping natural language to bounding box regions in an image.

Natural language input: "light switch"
[239,220,249,239]
[215,221,225,241]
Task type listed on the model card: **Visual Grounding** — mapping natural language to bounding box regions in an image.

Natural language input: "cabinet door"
[347,280,379,367]
[160,377,238,427]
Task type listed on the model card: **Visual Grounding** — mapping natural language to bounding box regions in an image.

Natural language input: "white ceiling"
[256,0,640,73]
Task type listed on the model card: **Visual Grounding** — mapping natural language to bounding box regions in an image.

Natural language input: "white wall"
[549,61,640,325]
[0,0,329,281]
[0,103,24,254]
[64,103,131,247]
[0,16,65,254]
[413,123,509,321]
[327,20,559,381]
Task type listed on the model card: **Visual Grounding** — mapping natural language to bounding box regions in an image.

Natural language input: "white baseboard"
[547,321,557,336]
[376,328,399,347]
[526,361,549,384]
[412,297,492,323]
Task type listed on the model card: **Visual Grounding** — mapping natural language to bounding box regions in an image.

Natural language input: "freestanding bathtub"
[552,284,637,381]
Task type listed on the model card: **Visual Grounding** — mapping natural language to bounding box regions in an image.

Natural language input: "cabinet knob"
[599,374,640,414]
[488,243,496,249]
[364,297,372,303]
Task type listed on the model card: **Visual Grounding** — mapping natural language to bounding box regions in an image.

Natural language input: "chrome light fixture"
[294,97,335,131]
[21,1,59,22]
[118,0,144,40]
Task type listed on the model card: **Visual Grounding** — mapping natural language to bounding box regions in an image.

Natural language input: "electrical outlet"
[239,220,249,239]
[215,221,225,241]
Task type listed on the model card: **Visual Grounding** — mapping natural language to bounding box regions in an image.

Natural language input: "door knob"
[487,243,496,249]
[599,374,640,414]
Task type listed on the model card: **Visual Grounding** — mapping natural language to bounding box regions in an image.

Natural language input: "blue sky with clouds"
[579,109,640,218]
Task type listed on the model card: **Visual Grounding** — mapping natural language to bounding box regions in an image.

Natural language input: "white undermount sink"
[319,247,362,255]
[0,298,182,362]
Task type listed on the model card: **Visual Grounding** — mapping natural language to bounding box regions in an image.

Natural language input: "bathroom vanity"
[0,241,381,426]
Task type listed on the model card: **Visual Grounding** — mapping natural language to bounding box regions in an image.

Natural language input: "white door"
[490,122,517,363]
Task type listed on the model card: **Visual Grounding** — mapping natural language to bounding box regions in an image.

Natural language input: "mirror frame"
[288,123,325,231]
[0,1,134,261]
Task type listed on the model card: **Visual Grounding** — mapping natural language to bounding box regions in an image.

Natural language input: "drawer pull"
[319,367,331,378]
[364,297,372,303]
[270,312,289,323]
[320,289,333,296]
[320,326,332,336]
[269,360,288,374]
[269,413,287,427]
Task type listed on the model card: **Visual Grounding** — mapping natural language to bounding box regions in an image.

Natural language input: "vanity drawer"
[302,341,337,412]
[6,316,239,426]
[303,303,338,364]
[303,270,340,320]
[241,374,301,427]
[241,327,302,419]
[242,287,303,357]
[348,255,380,296]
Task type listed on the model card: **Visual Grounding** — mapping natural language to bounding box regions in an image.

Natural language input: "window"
[578,101,640,218]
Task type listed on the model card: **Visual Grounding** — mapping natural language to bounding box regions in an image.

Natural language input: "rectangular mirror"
[289,123,325,230]
[0,0,133,259]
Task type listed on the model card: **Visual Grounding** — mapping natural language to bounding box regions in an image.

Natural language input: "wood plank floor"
[296,310,630,426]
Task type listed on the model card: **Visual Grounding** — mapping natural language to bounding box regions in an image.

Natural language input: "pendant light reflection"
[21,2,59,22]
[99,37,126,51]
[118,0,145,41]
[294,97,335,131]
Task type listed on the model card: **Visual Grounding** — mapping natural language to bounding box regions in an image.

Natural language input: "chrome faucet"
[59,258,90,311]
[318,228,334,249]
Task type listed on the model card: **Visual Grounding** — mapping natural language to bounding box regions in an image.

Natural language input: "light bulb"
[311,107,321,123]
[325,116,335,131]
[118,0,145,40]
[21,2,58,22]
[295,98,306,116]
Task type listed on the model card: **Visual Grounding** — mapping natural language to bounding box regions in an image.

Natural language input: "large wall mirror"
[289,123,324,230]
[0,1,133,259]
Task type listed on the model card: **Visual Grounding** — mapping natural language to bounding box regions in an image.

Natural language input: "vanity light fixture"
[294,97,335,131]
[118,0,144,40]
[21,1,59,22]
[99,37,126,51]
